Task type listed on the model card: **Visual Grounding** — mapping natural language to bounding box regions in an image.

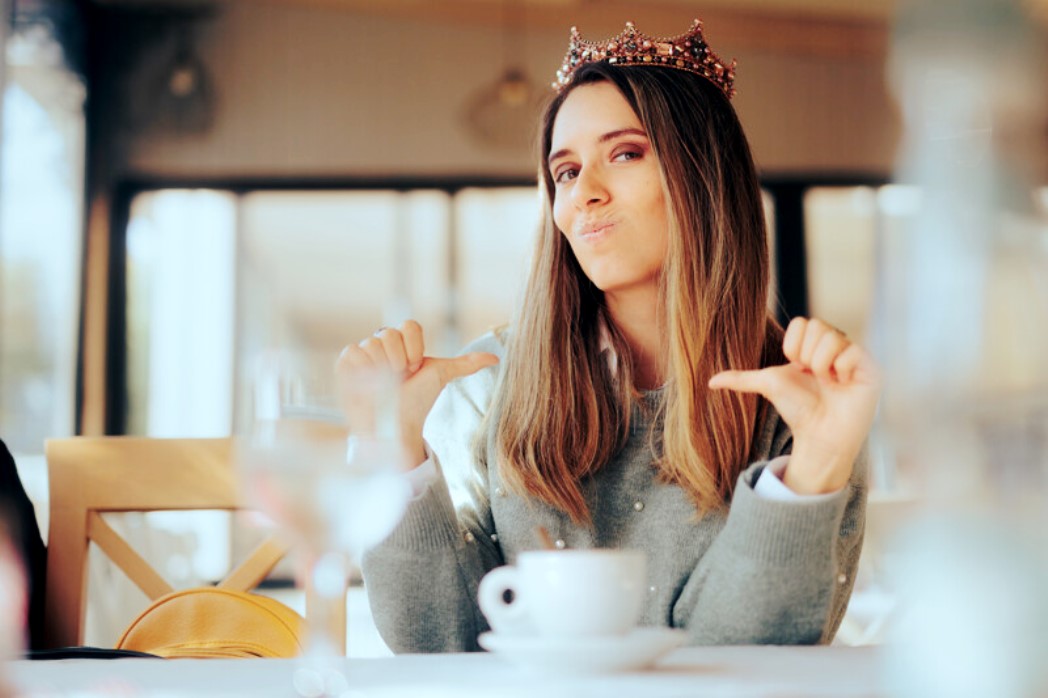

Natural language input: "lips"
[576,219,616,240]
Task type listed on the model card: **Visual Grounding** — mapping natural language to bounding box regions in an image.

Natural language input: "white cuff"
[753,456,840,502]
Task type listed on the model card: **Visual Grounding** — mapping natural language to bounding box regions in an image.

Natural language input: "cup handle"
[478,566,526,632]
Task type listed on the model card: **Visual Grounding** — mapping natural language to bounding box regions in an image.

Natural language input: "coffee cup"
[477,549,646,638]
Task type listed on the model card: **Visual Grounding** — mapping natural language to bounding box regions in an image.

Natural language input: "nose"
[571,165,609,209]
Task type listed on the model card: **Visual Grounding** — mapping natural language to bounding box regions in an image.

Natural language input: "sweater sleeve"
[675,443,868,645]
[360,334,504,653]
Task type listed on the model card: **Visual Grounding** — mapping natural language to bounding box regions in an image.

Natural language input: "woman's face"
[548,81,670,299]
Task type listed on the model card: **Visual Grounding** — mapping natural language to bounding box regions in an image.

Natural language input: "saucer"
[478,627,687,675]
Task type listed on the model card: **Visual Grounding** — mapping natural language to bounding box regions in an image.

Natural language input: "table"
[8,645,886,697]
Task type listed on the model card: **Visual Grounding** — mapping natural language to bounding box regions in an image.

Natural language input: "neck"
[605,286,664,391]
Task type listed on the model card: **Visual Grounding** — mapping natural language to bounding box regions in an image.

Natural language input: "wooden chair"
[43,436,347,653]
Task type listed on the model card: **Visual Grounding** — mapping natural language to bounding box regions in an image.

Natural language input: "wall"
[123,1,901,179]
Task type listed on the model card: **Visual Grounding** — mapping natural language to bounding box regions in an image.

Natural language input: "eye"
[553,166,579,184]
[612,147,644,162]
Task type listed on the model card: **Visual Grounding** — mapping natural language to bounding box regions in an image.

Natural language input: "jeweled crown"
[553,19,737,99]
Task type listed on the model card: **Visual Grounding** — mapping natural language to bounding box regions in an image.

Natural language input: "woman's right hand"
[336,320,499,469]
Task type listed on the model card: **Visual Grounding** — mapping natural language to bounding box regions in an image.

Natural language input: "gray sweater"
[362,332,867,652]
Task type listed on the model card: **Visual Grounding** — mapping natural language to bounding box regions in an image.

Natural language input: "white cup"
[478,549,646,638]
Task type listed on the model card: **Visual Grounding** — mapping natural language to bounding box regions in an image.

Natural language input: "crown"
[553,19,737,99]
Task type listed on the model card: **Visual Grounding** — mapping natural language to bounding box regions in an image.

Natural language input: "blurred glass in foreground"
[879,0,1048,695]
[238,351,410,696]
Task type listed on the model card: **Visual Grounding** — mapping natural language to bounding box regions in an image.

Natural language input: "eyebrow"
[547,128,649,168]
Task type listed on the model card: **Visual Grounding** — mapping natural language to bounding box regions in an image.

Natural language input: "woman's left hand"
[708,317,881,495]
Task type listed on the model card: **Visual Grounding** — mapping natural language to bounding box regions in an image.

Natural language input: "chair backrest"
[43,436,346,653]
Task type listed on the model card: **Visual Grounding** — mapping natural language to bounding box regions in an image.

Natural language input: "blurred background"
[1,0,1046,658]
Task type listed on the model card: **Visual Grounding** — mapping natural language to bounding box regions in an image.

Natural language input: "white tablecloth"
[8,645,885,697]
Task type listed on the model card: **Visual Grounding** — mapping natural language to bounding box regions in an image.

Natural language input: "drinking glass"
[238,350,410,696]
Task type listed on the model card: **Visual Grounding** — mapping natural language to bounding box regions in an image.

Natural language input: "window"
[126,190,237,437]
[804,187,877,344]
[0,12,85,515]
[121,184,539,437]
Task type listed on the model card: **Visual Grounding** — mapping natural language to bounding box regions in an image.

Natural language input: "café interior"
[2,0,1047,693]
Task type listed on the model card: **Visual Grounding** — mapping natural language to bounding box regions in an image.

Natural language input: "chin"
[590,279,637,295]
[578,260,659,296]
[583,274,616,293]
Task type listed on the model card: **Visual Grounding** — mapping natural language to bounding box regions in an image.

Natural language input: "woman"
[344,20,880,652]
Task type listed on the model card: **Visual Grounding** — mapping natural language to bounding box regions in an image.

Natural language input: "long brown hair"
[488,62,782,524]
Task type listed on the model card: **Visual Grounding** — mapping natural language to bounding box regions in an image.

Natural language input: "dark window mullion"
[106,182,134,435]
[765,181,809,325]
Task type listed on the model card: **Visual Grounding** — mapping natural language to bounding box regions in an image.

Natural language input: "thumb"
[708,368,772,398]
[428,352,499,386]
